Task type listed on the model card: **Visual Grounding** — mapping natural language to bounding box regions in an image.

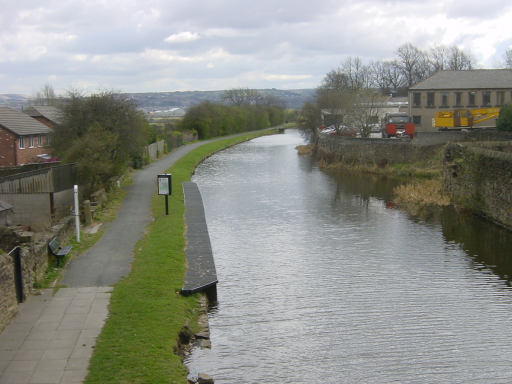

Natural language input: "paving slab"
[0,287,111,384]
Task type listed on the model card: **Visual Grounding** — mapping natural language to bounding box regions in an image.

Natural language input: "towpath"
[0,138,221,384]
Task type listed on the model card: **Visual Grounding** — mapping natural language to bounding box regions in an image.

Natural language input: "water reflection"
[186,130,512,383]
[441,208,512,286]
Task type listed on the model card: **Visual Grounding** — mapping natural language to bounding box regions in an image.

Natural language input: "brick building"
[23,105,63,130]
[408,69,512,132]
[0,107,53,166]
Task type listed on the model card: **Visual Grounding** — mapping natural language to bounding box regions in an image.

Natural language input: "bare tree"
[447,46,474,70]
[370,60,407,92]
[504,48,512,69]
[317,58,385,138]
[223,88,262,106]
[341,56,371,90]
[33,83,58,106]
[395,43,432,87]
[316,68,356,135]
[349,89,386,138]
[429,45,449,72]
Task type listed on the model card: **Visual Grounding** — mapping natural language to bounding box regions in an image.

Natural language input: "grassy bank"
[296,144,451,209]
[85,130,272,384]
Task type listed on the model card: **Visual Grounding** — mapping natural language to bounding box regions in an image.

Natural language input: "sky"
[1,0,512,95]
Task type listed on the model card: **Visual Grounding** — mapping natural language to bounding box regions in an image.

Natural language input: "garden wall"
[0,216,74,332]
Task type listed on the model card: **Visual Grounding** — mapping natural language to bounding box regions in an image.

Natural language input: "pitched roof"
[410,69,512,90]
[23,105,63,125]
[0,106,52,136]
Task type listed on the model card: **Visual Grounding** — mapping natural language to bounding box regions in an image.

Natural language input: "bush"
[180,101,285,139]
[497,103,512,131]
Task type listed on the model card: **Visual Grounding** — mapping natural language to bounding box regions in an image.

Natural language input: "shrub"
[497,103,512,131]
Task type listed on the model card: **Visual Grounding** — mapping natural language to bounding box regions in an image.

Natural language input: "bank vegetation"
[85,131,274,384]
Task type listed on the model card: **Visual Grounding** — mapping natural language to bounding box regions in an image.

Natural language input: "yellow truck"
[434,108,500,130]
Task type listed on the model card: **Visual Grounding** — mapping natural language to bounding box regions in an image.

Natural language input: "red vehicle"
[382,113,414,139]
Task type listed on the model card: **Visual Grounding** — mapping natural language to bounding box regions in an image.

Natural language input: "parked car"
[320,125,337,135]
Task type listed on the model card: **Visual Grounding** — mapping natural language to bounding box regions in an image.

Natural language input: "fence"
[144,140,165,162]
[0,163,76,193]
[0,164,77,230]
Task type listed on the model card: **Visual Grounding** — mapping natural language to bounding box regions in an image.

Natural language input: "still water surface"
[187,130,512,383]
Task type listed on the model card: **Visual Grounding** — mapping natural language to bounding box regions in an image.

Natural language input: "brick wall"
[16,139,51,165]
[0,128,17,166]
[0,128,51,166]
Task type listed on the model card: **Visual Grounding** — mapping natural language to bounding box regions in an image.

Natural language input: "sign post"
[157,174,172,215]
[74,185,80,243]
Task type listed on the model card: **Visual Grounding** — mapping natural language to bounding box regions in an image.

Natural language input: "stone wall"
[0,252,17,332]
[413,130,512,147]
[317,136,442,165]
[0,216,74,332]
[443,142,512,229]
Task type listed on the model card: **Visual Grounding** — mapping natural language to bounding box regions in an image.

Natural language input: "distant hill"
[0,89,315,112]
[0,94,31,110]
[123,89,315,111]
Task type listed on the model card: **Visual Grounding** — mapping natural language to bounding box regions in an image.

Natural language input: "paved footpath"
[0,139,218,384]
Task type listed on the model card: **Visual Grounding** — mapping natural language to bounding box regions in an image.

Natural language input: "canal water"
[186,130,512,383]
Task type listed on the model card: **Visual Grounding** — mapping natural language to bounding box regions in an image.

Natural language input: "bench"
[48,237,72,267]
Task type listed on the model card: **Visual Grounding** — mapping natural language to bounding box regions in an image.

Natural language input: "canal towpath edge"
[0,129,277,384]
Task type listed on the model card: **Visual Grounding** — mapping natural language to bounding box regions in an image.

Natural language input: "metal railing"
[8,246,24,303]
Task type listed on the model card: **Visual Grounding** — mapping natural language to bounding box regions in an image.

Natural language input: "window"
[455,92,462,106]
[412,116,421,125]
[38,135,44,147]
[29,136,34,148]
[47,135,52,146]
[19,137,25,149]
[413,92,421,107]
[427,92,435,107]
[441,93,449,107]
[497,91,505,106]
[482,91,491,107]
[468,91,476,106]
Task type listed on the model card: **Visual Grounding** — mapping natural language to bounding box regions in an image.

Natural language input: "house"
[23,105,63,130]
[0,107,53,166]
[408,69,512,131]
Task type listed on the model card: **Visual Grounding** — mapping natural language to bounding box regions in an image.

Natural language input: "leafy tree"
[180,99,285,139]
[297,101,322,144]
[497,103,512,131]
[52,91,149,195]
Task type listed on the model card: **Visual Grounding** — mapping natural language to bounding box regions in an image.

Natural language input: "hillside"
[0,89,315,112]
[123,89,315,111]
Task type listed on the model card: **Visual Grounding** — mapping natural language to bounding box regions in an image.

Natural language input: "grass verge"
[85,130,273,384]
